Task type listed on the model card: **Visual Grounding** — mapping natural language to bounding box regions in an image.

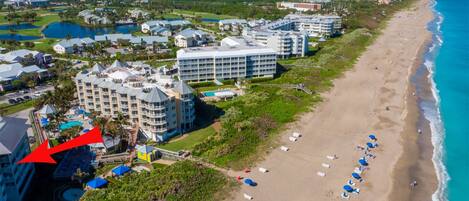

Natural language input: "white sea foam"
[424,1,449,201]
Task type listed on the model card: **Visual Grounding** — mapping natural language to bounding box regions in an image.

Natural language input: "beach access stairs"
[255,83,313,95]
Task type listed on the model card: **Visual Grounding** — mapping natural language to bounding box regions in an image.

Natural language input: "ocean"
[423,0,469,200]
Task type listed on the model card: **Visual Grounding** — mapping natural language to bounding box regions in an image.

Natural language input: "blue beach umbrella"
[244,178,257,186]
[343,185,354,192]
[352,173,361,180]
[358,159,368,166]
[369,134,377,141]
[366,142,375,148]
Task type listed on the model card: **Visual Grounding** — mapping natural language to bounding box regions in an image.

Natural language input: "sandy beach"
[227,0,435,200]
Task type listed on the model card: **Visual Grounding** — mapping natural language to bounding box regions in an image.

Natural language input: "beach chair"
[347,179,355,186]
[321,163,331,168]
[317,171,326,177]
[258,167,268,173]
[292,132,302,138]
[326,155,337,160]
[354,188,360,194]
[280,146,289,151]
[289,137,297,142]
[341,192,350,199]
[243,193,253,200]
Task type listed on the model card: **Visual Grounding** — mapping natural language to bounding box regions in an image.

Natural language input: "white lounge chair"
[321,163,331,168]
[289,137,297,142]
[243,193,253,200]
[292,132,302,138]
[280,146,289,151]
[354,188,360,194]
[317,171,326,177]
[258,167,268,173]
[341,192,350,199]
[326,155,337,160]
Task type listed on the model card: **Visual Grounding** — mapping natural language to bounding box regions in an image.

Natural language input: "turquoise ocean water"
[424,0,469,200]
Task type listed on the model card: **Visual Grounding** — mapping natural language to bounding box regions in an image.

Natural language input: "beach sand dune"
[228,0,433,200]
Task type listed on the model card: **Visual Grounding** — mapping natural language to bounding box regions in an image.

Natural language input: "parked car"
[16,97,24,102]
[23,96,31,100]
[8,99,17,104]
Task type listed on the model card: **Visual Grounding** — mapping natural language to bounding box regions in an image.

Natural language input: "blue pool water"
[425,0,469,200]
[59,121,83,131]
[203,91,216,97]
[42,22,139,38]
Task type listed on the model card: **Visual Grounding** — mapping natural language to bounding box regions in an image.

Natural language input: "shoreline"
[228,0,435,200]
[388,17,438,201]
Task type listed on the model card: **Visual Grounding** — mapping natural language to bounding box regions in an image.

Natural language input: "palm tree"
[71,168,89,184]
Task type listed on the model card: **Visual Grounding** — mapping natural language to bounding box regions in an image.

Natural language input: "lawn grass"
[157,126,216,152]
[0,100,34,115]
[172,9,236,20]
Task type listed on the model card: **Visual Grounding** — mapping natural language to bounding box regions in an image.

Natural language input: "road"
[0,84,54,104]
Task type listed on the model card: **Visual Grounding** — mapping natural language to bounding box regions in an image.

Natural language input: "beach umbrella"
[244,178,256,186]
[366,142,374,148]
[352,173,361,180]
[343,185,354,192]
[358,159,368,166]
[368,134,377,141]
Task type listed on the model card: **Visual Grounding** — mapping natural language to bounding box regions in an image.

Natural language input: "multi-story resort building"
[283,14,342,37]
[75,60,195,142]
[243,30,308,58]
[176,37,277,82]
[0,116,35,201]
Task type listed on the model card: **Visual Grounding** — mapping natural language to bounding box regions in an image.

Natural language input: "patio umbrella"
[343,185,354,192]
[358,159,368,166]
[366,142,374,148]
[352,173,361,180]
[369,134,377,141]
[86,177,108,189]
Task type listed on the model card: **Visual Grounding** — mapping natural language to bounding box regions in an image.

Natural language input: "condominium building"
[0,116,35,201]
[284,14,342,37]
[176,37,277,82]
[277,1,322,12]
[243,30,308,58]
[174,28,212,48]
[75,60,195,142]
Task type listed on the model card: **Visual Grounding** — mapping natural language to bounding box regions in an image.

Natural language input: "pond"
[42,22,140,39]
[0,34,41,41]
[0,23,39,30]
[201,18,220,23]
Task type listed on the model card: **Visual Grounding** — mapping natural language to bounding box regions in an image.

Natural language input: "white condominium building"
[243,30,308,58]
[176,37,277,82]
[75,60,195,142]
[0,116,35,201]
[284,14,342,37]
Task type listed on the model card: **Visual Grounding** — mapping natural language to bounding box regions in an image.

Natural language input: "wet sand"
[227,0,435,200]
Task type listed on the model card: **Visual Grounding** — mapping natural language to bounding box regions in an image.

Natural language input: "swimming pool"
[203,90,236,97]
[59,121,83,131]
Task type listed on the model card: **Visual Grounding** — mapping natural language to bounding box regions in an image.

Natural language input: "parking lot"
[0,85,54,104]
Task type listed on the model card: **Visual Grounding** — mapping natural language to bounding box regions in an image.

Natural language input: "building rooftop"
[0,116,28,155]
[56,37,95,48]
[0,63,46,82]
[176,28,208,38]
[75,60,194,102]
[177,36,276,58]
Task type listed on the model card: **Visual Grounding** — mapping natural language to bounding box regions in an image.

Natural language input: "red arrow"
[17,127,103,164]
